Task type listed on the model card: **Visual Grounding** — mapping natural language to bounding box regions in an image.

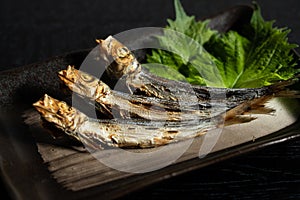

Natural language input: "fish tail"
[271,76,300,98]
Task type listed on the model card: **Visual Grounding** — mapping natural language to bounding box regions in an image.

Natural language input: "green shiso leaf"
[204,31,250,88]
[145,0,299,88]
[232,3,299,87]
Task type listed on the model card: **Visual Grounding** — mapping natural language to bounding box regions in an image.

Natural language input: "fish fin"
[275,90,300,98]
[271,77,300,98]
[225,95,272,120]
[78,133,105,151]
[224,95,273,126]
[243,105,275,115]
[224,115,257,126]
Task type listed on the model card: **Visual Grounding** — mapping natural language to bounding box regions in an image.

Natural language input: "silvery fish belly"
[33,95,218,148]
[58,66,228,121]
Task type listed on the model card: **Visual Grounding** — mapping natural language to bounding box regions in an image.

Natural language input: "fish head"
[58,66,111,100]
[97,36,141,77]
[33,94,87,132]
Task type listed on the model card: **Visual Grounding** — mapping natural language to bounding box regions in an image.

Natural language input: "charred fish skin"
[57,65,279,123]
[58,66,225,121]
[33,93,274,149]
[99,36,298,103]
[33,95,218,148]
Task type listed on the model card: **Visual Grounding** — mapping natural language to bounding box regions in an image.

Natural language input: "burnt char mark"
[129,98,154,107]
[133,88,151,97]
[193,88,211,100]
[129,97,183,112]
[95,102,114,119]
[225,86,273,102]
[165,130,178,135]
[145,127,160,130]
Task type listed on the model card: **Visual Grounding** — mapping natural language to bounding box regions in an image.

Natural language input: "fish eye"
[98,81,103,86]
[81,74,94,82]
[117,47,129,57]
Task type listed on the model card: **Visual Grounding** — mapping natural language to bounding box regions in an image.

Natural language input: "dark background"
[0,0,299,199]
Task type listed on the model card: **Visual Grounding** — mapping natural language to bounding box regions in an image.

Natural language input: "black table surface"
[0,0,299,199]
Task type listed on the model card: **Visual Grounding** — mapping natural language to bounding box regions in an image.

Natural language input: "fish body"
[99,36,296,104]
[33,95,217,148]
[32,36,298,149]
[58,66,227,121]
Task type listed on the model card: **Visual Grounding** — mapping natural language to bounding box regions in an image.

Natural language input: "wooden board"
[24,97,300,192]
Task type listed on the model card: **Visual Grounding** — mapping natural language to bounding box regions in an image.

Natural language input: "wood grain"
[24,97,299,192]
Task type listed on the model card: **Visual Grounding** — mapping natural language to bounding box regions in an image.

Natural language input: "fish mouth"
[32,94,74,124]
[33,94,61,115]
[58,66,91,96]
[33,94,86,136]
[58,66,111,100]
[58,65,78,85]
